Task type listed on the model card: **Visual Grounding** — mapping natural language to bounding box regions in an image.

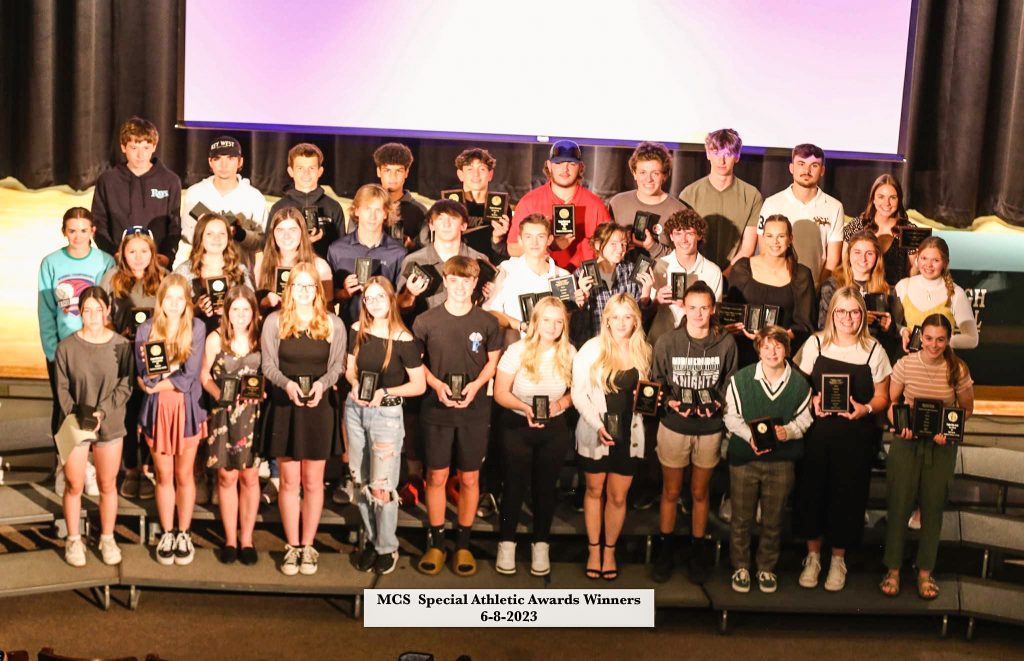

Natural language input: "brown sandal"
[917,574,939,600]
[451,548,478,577]
[879,571,900,597]
[417,547,447,576]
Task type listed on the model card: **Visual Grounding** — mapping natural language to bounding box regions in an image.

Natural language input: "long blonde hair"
[258,208,318,290]
[591,294,651,393]
[820,285,872,351]
[521,296,573,385]
[910,236,955,305]
[150,273,196,364]
[835,230,889,294]
[278,262,332,340]
[354,276,410,372]
[189,213,246,285]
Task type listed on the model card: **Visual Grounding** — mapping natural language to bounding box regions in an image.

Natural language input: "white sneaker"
[257,459,270,479]
[799,552,821,588]
[496,541,517,575]
[824,556,847,592]
[530,542,550,577]
[718,496,732,522]
[173,530,195,566]
[99,537,122,565]
[84,460,99,497]
[281,544,300,576]
[65,537,86,567]
[55,469,66,497]
[156,531,176,566]
[300,545,319,575]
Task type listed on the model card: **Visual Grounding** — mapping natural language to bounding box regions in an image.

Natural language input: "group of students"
[38,119,977,599]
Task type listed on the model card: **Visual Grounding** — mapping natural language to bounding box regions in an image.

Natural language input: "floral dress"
[207,350,261,470]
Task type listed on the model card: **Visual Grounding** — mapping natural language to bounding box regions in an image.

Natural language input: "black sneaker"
[476,492,498,519]
[374,550,399,575]
[651,537,675,583]
[688,537,713,585]
[572,488,585,513]
[354,543,378,573]
[174,530,195,566]
[220,545,238,564]
[156,530,176,566]
[239,546,258,566]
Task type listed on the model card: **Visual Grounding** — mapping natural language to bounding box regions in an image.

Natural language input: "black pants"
[498,410,571,542]
[46,360,61,435]
[122,388,150,470]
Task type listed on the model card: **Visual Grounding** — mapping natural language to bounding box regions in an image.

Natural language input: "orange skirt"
[145,389,206,456]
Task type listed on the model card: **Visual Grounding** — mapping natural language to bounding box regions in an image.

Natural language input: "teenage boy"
[92,117,181,266]
[506,140,610,270]
[327,187,407,327]
[680,129,763,275]
[374,142,428,249]
[398,199,491,312]
[181,136,268,265]
[484,214,582,340]
[268,142,347,258]
[413,256,503,577]
[609,141,687,259]
[721,326,812,594]
[649,209,724,342]
[758,143,844,287]
[651,281,738,584]
[38,209,116,436]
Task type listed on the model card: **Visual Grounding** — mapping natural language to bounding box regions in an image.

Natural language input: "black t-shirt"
[347,330,423,389]
[412,305,503,424]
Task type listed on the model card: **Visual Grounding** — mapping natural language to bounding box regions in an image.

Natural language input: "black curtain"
[1,0,1021,229]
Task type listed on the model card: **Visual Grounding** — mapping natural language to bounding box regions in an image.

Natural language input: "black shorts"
[423,420,489,472]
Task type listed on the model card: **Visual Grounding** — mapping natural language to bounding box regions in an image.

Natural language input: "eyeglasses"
[291,283,317,293]
[833,308,863,318]
[121,226,153,241]
[363,294,388,304]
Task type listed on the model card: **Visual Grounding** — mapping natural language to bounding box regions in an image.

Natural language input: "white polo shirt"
[758,186,844,287]
[484,255,570,326]
[648,251,723,341]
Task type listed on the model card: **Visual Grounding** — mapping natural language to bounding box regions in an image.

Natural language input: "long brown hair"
[278,262,332,340]
[920,313,967,390]
[217,285,260,354]
[150,274,196,364]
[910,236,955,305]
[189,213,245,285]
[257,208,318,290]
[834,230,889,294]
[859,174,908,226]
[353,276,410,372]
[760,214,798,277]
[111,233,165,298]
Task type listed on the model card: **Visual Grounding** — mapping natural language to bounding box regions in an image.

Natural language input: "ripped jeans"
[344,400,404,554]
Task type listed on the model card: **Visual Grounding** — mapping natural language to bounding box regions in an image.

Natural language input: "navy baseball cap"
[549,140,583,164]
[209,136,242,158]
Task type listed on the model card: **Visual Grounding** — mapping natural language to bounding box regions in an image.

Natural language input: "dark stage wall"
[1,0,1024,229]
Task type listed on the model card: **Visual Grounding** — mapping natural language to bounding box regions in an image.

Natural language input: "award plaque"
[671,272,692,300]
[532,395,550,422]
[484,192,509,222]
[580,259,603,290]
[716,302,747,326]
[629,254,655,285]
[745,304,765,333]
[205,276,229,307]
[820,374,851,413]
[748,416,778,452]
[358,371,379,401]
[603,412,622,441]
[409,262,442,298]
[129,307,152,331]
[144,340,169,376]
[189,201,213,221]
[907,325,923,352]
[301,206,320,233]
[892,403,911,434]
[762,304,782,327]
[76,404,100,433]
[634,381,661,416]
[274,267,292,296]
[552,204,576,237]
[677,387,697,415]
[446,373,468,402]
[389,221,406,241]
[632,211,659,242]
[941,406,965,443]
[240,375,264,400]
[440,189,465,204]
[355,257,378,285]
[519,292,541,321]
[864,293,888,314]
[297,375,313,402]
[913,399,943,438]
[218,376,240,406]
[696,388,718,415]
[549,275,576,303]
[896,226,933,251]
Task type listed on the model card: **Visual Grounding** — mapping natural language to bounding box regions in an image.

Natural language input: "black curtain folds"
[1,0,1022,228]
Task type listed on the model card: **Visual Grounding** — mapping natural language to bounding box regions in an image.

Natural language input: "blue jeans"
[344,400,404,554]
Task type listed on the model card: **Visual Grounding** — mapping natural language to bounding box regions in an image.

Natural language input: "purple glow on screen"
[183,0,914,155]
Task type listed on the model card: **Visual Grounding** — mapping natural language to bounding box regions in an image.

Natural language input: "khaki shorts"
[656,426,722,469]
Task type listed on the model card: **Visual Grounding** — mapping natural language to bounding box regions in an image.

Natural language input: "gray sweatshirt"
[651,323,738,434]
[55,332,134,441]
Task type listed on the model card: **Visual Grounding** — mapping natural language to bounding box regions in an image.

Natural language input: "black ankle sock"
[456,525,472,550]
[430,526,445,549]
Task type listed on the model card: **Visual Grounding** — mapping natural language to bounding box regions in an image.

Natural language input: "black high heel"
[585,542,601,580]
[602,543,618,581]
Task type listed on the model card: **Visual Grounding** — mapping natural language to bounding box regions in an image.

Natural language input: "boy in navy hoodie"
[92,117,181,266]
[268,142,347,258]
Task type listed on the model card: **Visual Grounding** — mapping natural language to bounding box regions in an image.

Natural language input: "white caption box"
[364,589,654,628]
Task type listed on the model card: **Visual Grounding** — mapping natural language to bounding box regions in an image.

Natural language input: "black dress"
[262,334,341,460]
[579,368,640,477]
